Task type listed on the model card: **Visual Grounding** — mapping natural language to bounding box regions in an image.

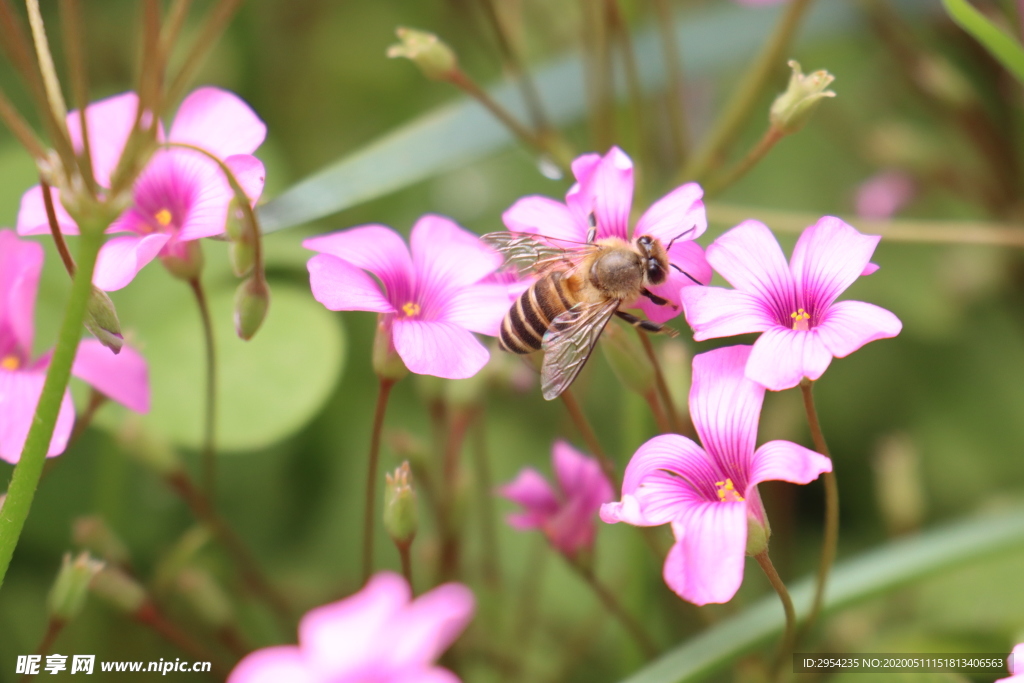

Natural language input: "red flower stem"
[560,389,618,487]
[20,618,65,682]
[438,408,474,583]
[573,562,659,659]
[134,602,228,678]
[798,378,838,643]
[636,329,682,433]
[705,124,787,197]
[41,179,76,276]
[362,377,395,584]
[755,550,797,679]
[188,276,218,501]
[396,538,415,591]
[643,390,672,434]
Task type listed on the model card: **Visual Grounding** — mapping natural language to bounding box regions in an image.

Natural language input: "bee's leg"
[615,310,680,337]
[640,288,673,307]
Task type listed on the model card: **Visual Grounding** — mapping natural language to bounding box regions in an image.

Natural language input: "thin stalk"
[705,125,786,196]
[25,0,69,121]
[636,329,682,433]
[643,390,671,434]
[470,411,501,590]
[135,601,228,678]
[59,0,97,196]
[363,377,395,584]
[396,539,415,590]
[438,408,474,582]
[503,538,548,683]
[755,550,797,679]
[574,564,659,658]
[559,388,617,486]
[606,0,649,164]
[159,0,193,64]
[0,219,105,589]
[188,277,217,500]
[164,0,244,108]
[21,618,64,681]
[41,179,75,275]
[650,0,689,161]
[798,379,838,643]
[679,0,817,184]
[0,86,48,161]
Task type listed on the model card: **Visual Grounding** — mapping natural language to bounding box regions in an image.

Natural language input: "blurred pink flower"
[855,170,915,219]
[498,440,614,558]
[997,643,1024,682]
[503,146,712,323]
[228,572,475,683]
[17,88,266,291]
[0,230,149,464]
[601,345,831,605]
[679,217,901,391]
[304,215,510,379]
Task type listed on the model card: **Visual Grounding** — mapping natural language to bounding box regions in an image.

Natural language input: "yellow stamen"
[715,478,744,503]
[155,208,173,226]
[790,308,811,331]
[402,302,421,317]
[0,355,20,371]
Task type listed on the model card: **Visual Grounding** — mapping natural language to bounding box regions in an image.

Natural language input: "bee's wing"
[482,231,598,275]
[540,298,620,401]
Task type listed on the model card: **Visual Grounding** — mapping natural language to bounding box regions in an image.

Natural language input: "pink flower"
[228,571,475,683]
[498,440,614,558]
[997,643,1024,682]
[678,217,902,391]
[17,88,266,291]
[0,230,149,464]
[601,345,831,605]
[304,215,510,379]
[502,146,712,324]
[855,170,915,219]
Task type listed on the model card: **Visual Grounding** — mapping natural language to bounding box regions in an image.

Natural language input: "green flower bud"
[224,198,248,242]
[48,552,104,622]
[160,239,205,282]
[387,28,458,82]
[84,286,124,354]
[234,277,270,341]
[229,240,256,278]
[600,320,655,397]
[373,315,409,381]
[73,516,131,567]
[90,566,146,614]
[384,462,418,545]
[769,60,836,135]
[176,567,233,628]
[117,417,182,476]
[745,512,771,556]
[153,526,212,595]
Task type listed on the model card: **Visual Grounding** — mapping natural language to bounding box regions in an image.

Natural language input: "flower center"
[154,208,173,227]
[790,308,811,331]
[0,354,19,371]
[715,479,744,503]
[402,302,421,318]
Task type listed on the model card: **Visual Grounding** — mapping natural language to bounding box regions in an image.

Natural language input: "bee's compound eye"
[638,235,653,248]
[647,260,666,284]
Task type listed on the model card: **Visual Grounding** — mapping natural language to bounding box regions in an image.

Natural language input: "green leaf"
[257,2,935,233]
[941,0,1024,86]
[620,508,1024,683]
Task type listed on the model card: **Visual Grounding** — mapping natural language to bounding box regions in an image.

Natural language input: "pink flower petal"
[16,185,80,236]
[437,283,510,336]
[67,91,140,188]
[389,669,462,683]
[307,254,395,314]
[637,241,713,325]
[552,440,613,506]
[389,582,475,668]
[1010,643,1024,675]
[502,196,584,243]
[392,319,490,379]
[570,153,602,183]
[663,502,748,605]
[498,468,560,528]
[634,182,707,243]
[679,286,774,341]
[0,230,43,357]
[815,300,902,359]
[790,216,880,313]
[92,233,171,292]
[169,87,266,158]
[303,225,414,306]
[71,340,150,413]
[227,646,314,683]
[0,369,75,463]
[706,220,795,322]
[745,327,832,392]
[565,147,633,240]
[410,215,501,310]
[855,171,915,220]
[689,345,764,482]
[862,262,880,276]
[225,154,267,206]
[748,440,831,489]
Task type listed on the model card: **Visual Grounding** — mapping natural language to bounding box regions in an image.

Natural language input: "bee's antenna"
[671,262,704,285]
[665,226,696,251]
[586,212,597,244]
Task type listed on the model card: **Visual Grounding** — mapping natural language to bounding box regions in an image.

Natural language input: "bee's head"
[635,235,669,285]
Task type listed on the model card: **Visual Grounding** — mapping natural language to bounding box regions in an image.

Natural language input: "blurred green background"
[1,0,1023,680]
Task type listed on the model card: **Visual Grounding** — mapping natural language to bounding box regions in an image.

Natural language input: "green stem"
[574,563,660,659]
[560,388,617,486]
[636,329,681,434]
[679,0,817,184]
[470,411,502,591]
[362,377,395,584]
[798,379,838,643]
[0,221,105,589]
[188,277,217,500]
[705,125,786,196]
[651,0,690,161]
[755,551,797,680]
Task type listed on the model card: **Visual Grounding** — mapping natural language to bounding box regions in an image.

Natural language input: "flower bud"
[229,240,256,278]
[744,490,771,556]
[117,417,182,476]
[160,238,204,282]
[48,552,104,622]
[914,55,975,109]
[387,28,458,81]
[90,566,146,614]
[153,526,212,595]
[84,286,124,354]
[769,60,836,135]
[73,516,131,567]
[176,567,233,628]
[224,198,248,242]
[234,277,270,341]
[384,462,418,545]
[600,320,654,396]
[373,315,409,381]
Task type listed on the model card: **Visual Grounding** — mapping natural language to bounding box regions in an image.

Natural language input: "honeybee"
[483,219,698,400]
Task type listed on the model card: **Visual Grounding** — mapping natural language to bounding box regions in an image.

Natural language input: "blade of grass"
[941,0,1024,86]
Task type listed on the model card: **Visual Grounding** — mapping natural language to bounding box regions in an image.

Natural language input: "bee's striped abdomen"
[499,272,575,354]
